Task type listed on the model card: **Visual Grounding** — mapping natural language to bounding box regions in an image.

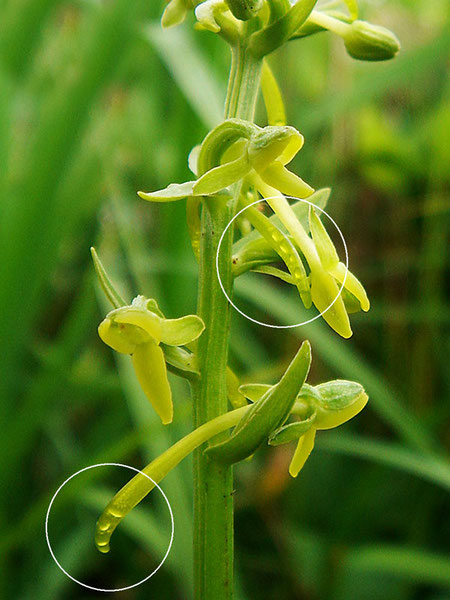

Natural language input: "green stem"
[192,38,262,600]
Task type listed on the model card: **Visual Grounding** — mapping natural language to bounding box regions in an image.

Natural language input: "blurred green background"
[0,0,449,598]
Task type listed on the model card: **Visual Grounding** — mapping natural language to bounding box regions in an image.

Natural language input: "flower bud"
[344,20,400,61]
[225,0,263,21]
[161,0,193,28]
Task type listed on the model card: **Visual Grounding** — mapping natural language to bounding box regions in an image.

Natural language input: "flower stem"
[192,38,262,600]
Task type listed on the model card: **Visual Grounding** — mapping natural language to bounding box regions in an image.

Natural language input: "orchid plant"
[91,1,399,597]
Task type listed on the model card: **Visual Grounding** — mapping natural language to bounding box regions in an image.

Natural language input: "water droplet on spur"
[97,541,110,554]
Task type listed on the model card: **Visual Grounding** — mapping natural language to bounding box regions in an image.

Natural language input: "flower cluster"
[90,0,401,559]
[94,340,368,552]
[162,0,400,62]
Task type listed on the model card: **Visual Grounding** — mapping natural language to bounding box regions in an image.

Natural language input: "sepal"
[313,380,368,429]
[90,247,126,309]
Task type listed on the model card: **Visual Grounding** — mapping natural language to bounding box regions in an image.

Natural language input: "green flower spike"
[98,295,205,424]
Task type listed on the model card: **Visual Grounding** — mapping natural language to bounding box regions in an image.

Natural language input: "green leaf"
[318,433,450,491]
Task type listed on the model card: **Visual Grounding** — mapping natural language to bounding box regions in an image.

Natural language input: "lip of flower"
[97,298,205,425]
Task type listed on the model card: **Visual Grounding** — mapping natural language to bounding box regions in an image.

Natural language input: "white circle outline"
[45,462,174,593]
[216,195,349,329]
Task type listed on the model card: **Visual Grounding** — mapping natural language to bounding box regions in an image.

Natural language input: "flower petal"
[261,60,286,126]
[329,262,370,312]
[193,153,250,195]
[309,207,339,269]
[249,126,303,172]
[132,341,173,425]
[314,380,368,430]
[160,314,205,346]
[195,0,222,32]
[113,307,163,343]
[288,426,316,477]
[138,181,197,202]
[161,0,190,28]
[259,161,314,198]
[310,268,352,338]
[268,411,316,446]
[98,318,138,355]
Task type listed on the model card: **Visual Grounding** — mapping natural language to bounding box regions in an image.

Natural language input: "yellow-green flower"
[241,378,368,477]
[138,119,370,338]
[98,295,204,424]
